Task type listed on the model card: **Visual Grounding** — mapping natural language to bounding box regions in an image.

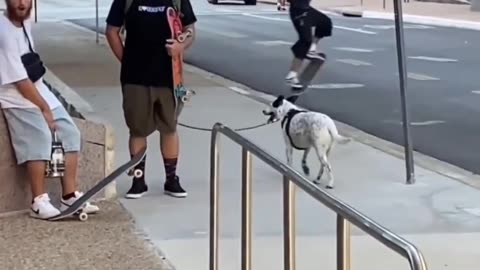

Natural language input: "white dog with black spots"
[263,95,351,189]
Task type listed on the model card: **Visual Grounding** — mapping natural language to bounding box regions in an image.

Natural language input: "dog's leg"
[320,155,334,189]
[286,145,293,166]
[301,148,310,176]
[312,145,325,185]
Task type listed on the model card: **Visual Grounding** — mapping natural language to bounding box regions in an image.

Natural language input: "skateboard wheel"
[79,212,88,221]
[133,169,143,178]
[181,96,189,102]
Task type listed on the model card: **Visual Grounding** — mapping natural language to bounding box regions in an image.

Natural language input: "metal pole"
[34,0,37,22]
[393,0,415,184]
[209,131,220,270]
[336,215,351,270]
[241,148,253,270]
[95,0,99,44]
[383,0,386,9]
[283,175,296,270]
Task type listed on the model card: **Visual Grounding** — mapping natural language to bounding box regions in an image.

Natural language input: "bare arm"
[105,25,124,62]
[14,79,50,111]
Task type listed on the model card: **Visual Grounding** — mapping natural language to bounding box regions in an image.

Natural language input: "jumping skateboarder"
[285,0,332,88]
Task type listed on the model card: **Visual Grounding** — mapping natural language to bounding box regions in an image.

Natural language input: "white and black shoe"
[285,72,303,88]
[164,176,187,198]
[125,178,149,199]
[60,191,100,214]
[30,193,61,220]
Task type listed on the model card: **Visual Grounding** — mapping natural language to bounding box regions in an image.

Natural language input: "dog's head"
[262,95,298,123]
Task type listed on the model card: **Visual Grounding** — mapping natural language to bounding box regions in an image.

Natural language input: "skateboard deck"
[48,147,147,221]
[166,6,195,105]
[289,54,326,103]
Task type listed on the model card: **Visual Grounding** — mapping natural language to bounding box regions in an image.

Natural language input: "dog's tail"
[327,119,352,145]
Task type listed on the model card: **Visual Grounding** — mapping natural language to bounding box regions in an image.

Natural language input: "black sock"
[164,158,178,182]
[62,192,76,200]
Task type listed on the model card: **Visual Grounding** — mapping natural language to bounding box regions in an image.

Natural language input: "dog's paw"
[313,179,321,185]
[325,185,334,189]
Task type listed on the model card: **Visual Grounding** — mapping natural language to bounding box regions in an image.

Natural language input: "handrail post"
[336,215,351,270]
[283,175,296,270]
[209,129,221,270]
[241,148,253,270]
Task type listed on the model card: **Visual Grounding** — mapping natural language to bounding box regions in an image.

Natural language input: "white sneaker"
[30,193,61,220]
[285,71,302,88]
[60,191,100,214]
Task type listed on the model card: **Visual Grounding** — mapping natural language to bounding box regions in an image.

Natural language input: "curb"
[43,68,117,200]
[335,8,480,31]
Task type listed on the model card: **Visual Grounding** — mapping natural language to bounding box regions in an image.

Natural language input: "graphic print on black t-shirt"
[106,0,197,88]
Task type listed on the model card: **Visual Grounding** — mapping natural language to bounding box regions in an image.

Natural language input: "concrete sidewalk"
[263,0,480,29]
[29,21,480,269]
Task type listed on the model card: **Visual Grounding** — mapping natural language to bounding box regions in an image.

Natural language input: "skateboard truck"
[46,131,65,178]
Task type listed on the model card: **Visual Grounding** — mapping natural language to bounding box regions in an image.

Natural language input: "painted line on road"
[195,25,247,38]
[254,40,293,46]
[333,47,375,53]
[241,13,376,34]
[383,120,446,126]
[310,83,365,89]
[336,59,372,66]
[471,90,480,94]
[334,25,377,35]
[406,72,440,81]
[363,24,435,30]
[408,56,458,63]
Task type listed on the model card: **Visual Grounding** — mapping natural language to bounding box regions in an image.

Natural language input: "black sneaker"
[164,176,187,198]
[125,179,148,199]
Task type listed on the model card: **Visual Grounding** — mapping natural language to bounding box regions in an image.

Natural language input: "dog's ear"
[286,95,299,104]
[272,95,284,108]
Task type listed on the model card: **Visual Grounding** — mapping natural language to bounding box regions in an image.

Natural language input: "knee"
[62,125,82,152]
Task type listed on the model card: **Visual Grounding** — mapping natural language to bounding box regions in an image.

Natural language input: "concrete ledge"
[0,69,116,216]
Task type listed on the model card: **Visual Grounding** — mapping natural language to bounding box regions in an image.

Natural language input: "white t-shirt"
[0,12,61,109]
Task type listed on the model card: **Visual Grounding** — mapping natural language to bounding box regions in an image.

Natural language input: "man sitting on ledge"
[0,0,99,220]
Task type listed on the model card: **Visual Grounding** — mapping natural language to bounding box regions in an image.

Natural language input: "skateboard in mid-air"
[288,53,326,103]
[166,6,196,107]
[48,148,147,221]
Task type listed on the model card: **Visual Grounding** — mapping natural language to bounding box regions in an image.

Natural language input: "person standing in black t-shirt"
[285,0,332,88]
[105,0,197,199]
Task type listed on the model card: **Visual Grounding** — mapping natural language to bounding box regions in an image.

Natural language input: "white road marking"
[336,59,372,66]
[383,120,445,126]
[242,13,376,34]
[242,12,287,21]
[406,72,440,81]
[463,208,480,217]
[471,90,480,94]
[333,47,375,53]
[215,8,236,12]
[364,24,434,30]
[254,40,293,46]
[408,56,458,62]
[195,25,247,38]
[310,83,364,89]
[334,25,377,35]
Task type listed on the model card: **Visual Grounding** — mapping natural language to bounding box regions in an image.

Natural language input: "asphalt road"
[70,2,480,175]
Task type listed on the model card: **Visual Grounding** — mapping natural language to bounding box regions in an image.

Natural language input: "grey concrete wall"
[0,70,115,216]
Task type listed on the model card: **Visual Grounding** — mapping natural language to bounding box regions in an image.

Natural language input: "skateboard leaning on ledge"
[48,148,147,221]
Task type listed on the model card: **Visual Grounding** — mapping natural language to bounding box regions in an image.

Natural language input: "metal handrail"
[209,122,428,270]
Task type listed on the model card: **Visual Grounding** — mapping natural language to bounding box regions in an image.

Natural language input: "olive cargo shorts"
[121,84,183,137]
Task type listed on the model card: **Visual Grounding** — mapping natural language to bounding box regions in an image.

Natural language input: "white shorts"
[3,106,81,165]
